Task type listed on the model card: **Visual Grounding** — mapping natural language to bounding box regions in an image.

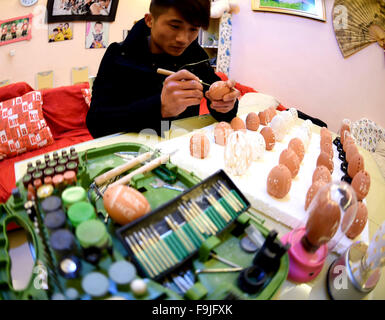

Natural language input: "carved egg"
[270,114,286,142]
[317,151,334,174]
[305,179,327,210]
[345,143,359,163]
[351,170,370,201]
[289,108,298,122]
[288,138,305,163]
[267,164,292,199]
[208,81,231,100]
[246,112,260,131]
[312,165,332,184]
[279,148,300,178]
[258,110,271,125]
[230,116,246,131]
[303,120,313,139]
[269,106,277,119]
[280,110,294,132]
[343,135,355,152]
[103,185,151,225]
[247,131,266,161]
[347,153,364,178]
[260,126,276,151]
[340,119,351,145]
[320,127,333,145]
[345,201,368,239]
[294,127,310,150]
[320,142,333,160]
[224,131,252,176]
[214,122,233,146]
[190,132,210,159]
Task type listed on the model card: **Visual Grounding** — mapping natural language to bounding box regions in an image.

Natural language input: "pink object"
[281,227,328,283]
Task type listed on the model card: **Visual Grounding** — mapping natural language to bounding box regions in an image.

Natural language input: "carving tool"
[149,226,179,265]
[132,233,163,274]
[178,206,206,242]
[169,215,196,251]
[165,216,194,253]
[157,68,211,87]
[195,267,243,274]
[125,236,156,277]
[210,253,242,269]
[189,201,218,234]
[203,190,232,222]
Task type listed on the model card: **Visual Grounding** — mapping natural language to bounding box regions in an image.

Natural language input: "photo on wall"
[47,0,119,23]
[0,14,33,47]
[85,21,109,49]
[48,22,74,42]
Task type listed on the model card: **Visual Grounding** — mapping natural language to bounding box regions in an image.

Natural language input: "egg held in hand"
[208,81,231,100]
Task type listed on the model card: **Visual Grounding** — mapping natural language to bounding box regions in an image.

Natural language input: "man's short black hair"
[150,0,210,30]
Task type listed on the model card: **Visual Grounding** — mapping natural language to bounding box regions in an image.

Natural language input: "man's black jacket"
[86,18,238,138]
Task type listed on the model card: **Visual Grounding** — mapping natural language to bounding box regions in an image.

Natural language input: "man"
[86,0,239,138]
[63,23,73,40]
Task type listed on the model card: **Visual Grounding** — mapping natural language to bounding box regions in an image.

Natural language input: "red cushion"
[0,82,34,102]
[41,82,90,139]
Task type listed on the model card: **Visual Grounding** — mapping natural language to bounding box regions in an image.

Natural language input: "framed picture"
[85,21,109,49]
[47,0,119,23]
[252,0,326,22]
[0,14,33,46]
[48,22,74,42]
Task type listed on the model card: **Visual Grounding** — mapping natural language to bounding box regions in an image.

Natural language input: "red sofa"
[0,82,94,204]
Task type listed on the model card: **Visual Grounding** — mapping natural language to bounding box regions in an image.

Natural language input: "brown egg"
[317,151,334,174]
[343,135,355,152]
[312,165,332,184]
[351,170,371,201]
[348,153,364,178]
[246,112,260,131]
[260,127,276,151]
[320,127,332,145]
[305,179,327,210]
[345,201,368,239]
[267,164,292,199]
[214,122,233,146]
[345,143,359,163]
[279,148,300,178]
[305,193,341,248]
[268,106,277,120]
[258,110,271,125]
[190,132,210,159]
[103,185,151,225]
[230,116,246,131]
[288,138,305,163]
[320,142,333,160]
[340,123,351,145]
[208,81,231,100]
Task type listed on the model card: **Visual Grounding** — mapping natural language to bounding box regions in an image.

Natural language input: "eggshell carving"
[303,120,313,139]
[190,132,210,159]
[103,185,151,225]
[305,179,327,210]
[224,131,252,176]
[312,165,332,184]
[267,164,292,199]
[348,153,364,178]
[280,110,294,132]
[208,81,231,100]
[279,148,300,178]
[260,127,276,151]
[270,114,286,142]
[247,132,266,161]
[345,201,368,239]
[340,120,351,145]
[317,151,334,174]
[345,143,359,163]
[269,106,277,118]
[214,122,233,146]
[230,117,246,131]
[295,127,310,150]
[351,170,370,201]
[343,135,355,152]
[246,112,260,131]
[320,142,333,160]
[258,110,270,125]
[289,108,298,122]
[288,138,305,163]
[320,127,332,145]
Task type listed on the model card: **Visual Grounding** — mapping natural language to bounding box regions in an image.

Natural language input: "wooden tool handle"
[157,68,175,76]
[109,154,170,188]
[94,152,153,186]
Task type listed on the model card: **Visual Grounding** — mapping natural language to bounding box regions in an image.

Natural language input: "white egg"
[294,127,310,150]
[270,114,286,142]
[280,110,294,132]
[247,131,266,161]
[289,108,298,122]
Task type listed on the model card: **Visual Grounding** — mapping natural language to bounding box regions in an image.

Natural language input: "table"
[8,110,385,300]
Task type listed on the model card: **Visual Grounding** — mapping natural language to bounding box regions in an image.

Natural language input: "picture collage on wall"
[85,21,109,49]
[48,22,74,42]
[0,14,32,47]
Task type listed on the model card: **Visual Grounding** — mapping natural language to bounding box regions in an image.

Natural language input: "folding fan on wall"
[333,0,385,58]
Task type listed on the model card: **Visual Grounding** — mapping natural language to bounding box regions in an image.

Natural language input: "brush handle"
[157,68,174,76]
[94,152,153,186]
[108,154,170,188]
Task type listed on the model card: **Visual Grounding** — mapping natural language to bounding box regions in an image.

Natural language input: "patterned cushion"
[351,118,385,152]
[81,88,92,108]
[0,91,54,159]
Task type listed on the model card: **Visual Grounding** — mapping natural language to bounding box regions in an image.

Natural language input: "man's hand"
[205,80,240,113]
[161,70,203,118]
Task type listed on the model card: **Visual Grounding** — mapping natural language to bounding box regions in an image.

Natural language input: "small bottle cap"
[44,176,53,185]
[108,261,137,285]
[70,147,76,154]
[22,174,32,188]
[32,170,43,180]
[69,154,79,163]
[44,210,66,230]
[27,162,33,168]
[50,229,76,254]
[130,279,147,296]
[52,174,64,188]
[82,272,110,298]
[62,150,68,157]
[66,161,78,172]
[61,186,87,207]
[75,219,109,249]
[37,184,54,199]
[63,170,77,185]
[48,160,58,168]
[44,167,55,178]
[55,164,66,175]
[67,201,96,227]
[38,163,47,172]
[58,158,68,166]
[33,178,42,190]
[58,255,82,279]
[27,184,35,200]
[36,159,42,166]
[41,195,62,213]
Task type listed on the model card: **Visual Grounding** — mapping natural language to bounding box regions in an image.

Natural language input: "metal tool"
[195,267,243,274]
[150,178,185,192]
[157,68,211,87]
